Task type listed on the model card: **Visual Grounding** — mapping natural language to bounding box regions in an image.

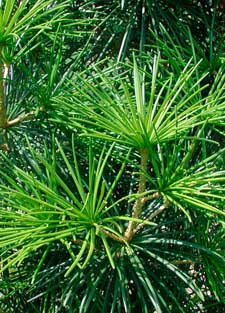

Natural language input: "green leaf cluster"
[0,1,224,312]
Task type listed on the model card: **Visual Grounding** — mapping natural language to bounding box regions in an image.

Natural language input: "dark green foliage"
[0,1,225,312]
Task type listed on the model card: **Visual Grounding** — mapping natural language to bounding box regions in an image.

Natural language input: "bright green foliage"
[0,0,71,62]
[0,1,224,312]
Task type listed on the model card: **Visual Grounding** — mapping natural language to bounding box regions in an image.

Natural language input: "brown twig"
[0,61,10,151]
[140,191,160,204]
[0,61,7,128]
[100,228,125,244]
[134,199,170,234]
[172,259,194,265]
[6,107,45,128]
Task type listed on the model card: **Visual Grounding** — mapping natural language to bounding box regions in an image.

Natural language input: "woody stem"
[124,147,149,241]
[0,61,7,128]
[0,57,9,150]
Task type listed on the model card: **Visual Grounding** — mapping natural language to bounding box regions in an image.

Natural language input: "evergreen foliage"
[0,1,224,312]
